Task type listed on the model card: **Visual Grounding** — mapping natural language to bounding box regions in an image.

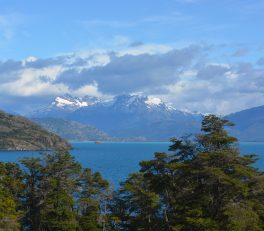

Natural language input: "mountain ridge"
[28,94,202,141]
[226,105,264,142]
[27,94,264,142]
[32,117,147,142]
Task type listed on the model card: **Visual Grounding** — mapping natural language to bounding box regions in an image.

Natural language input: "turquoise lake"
[0,142,264,187]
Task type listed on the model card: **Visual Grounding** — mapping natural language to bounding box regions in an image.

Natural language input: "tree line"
[1,115,264,230]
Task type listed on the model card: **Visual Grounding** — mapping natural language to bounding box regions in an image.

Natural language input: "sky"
[0,0,264,114]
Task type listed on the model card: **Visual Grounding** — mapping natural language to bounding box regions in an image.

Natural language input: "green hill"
[0,111,70,150]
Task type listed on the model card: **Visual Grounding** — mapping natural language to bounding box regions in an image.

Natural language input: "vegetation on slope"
[0,111,70,150]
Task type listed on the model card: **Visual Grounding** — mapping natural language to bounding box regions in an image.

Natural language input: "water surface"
[0,142,263,186]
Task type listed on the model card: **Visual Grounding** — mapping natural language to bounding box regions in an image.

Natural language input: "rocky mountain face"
[0,111,70,150]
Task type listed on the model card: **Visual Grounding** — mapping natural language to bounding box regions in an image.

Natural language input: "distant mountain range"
[28,94,264,142]
[226,105,264,142]
[31,117,146,142]
[29,94,202,141]
[31,117,114,141]
[0,111,70,150]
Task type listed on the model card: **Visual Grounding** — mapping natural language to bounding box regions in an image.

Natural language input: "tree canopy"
[111,115,264,231]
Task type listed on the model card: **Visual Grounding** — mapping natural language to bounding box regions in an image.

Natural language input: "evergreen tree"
[0,162,23,231]
[21,157,46,230]
[110,172,160,231]
[40,149,81,231]
[78,168,111,231]
[21,149,82,231]
[112,115,264,231]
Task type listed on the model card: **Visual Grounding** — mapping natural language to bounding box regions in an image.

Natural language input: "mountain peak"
[110,94,175,112]
[144,96,162,106]
[27,93,203,141]
[52,94,99,110]
[53,96,88,108]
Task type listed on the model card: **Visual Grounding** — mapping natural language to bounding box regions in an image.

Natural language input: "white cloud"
[0,44,264,114]
[163,62,264,114]
[73,82,103,97]
[0,65,66,96]
[22,56,38,66]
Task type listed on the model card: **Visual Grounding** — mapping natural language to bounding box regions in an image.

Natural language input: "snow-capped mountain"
[52,94,100,110]
[35,94,177,115]
[28,94,99,118]
[53,96,88,109]
[99,94,175,114]
[28,94,202,141]
[50,94,175,112]
[26,94,264,141]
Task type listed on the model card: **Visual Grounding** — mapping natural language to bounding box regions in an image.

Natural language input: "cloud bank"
[0,43,263,115]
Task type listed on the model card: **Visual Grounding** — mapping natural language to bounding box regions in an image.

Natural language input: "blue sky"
[0,0,264,114]
[1,0,263,59]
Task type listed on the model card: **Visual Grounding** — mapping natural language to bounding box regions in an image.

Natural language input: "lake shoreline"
[0,142,263,187]
[1,141,263,152]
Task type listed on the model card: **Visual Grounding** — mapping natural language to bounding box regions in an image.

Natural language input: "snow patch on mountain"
[50,94,181,113]
[53,97,88,108]
[145,97,162,106]
[30,93,202,120]
[49,94,101,111]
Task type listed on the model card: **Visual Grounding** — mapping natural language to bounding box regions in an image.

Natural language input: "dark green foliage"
[0,162,23,230]
[197,114,237,151]
[78,168,111,231]
[20,150,111,230]
[39,150,81,230]
[110,173,161,231]
[21,157,45,230]
[21,150,82,230]
[111,115,264,231]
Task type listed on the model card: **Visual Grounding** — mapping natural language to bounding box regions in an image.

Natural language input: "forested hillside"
[0,111,70,150]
